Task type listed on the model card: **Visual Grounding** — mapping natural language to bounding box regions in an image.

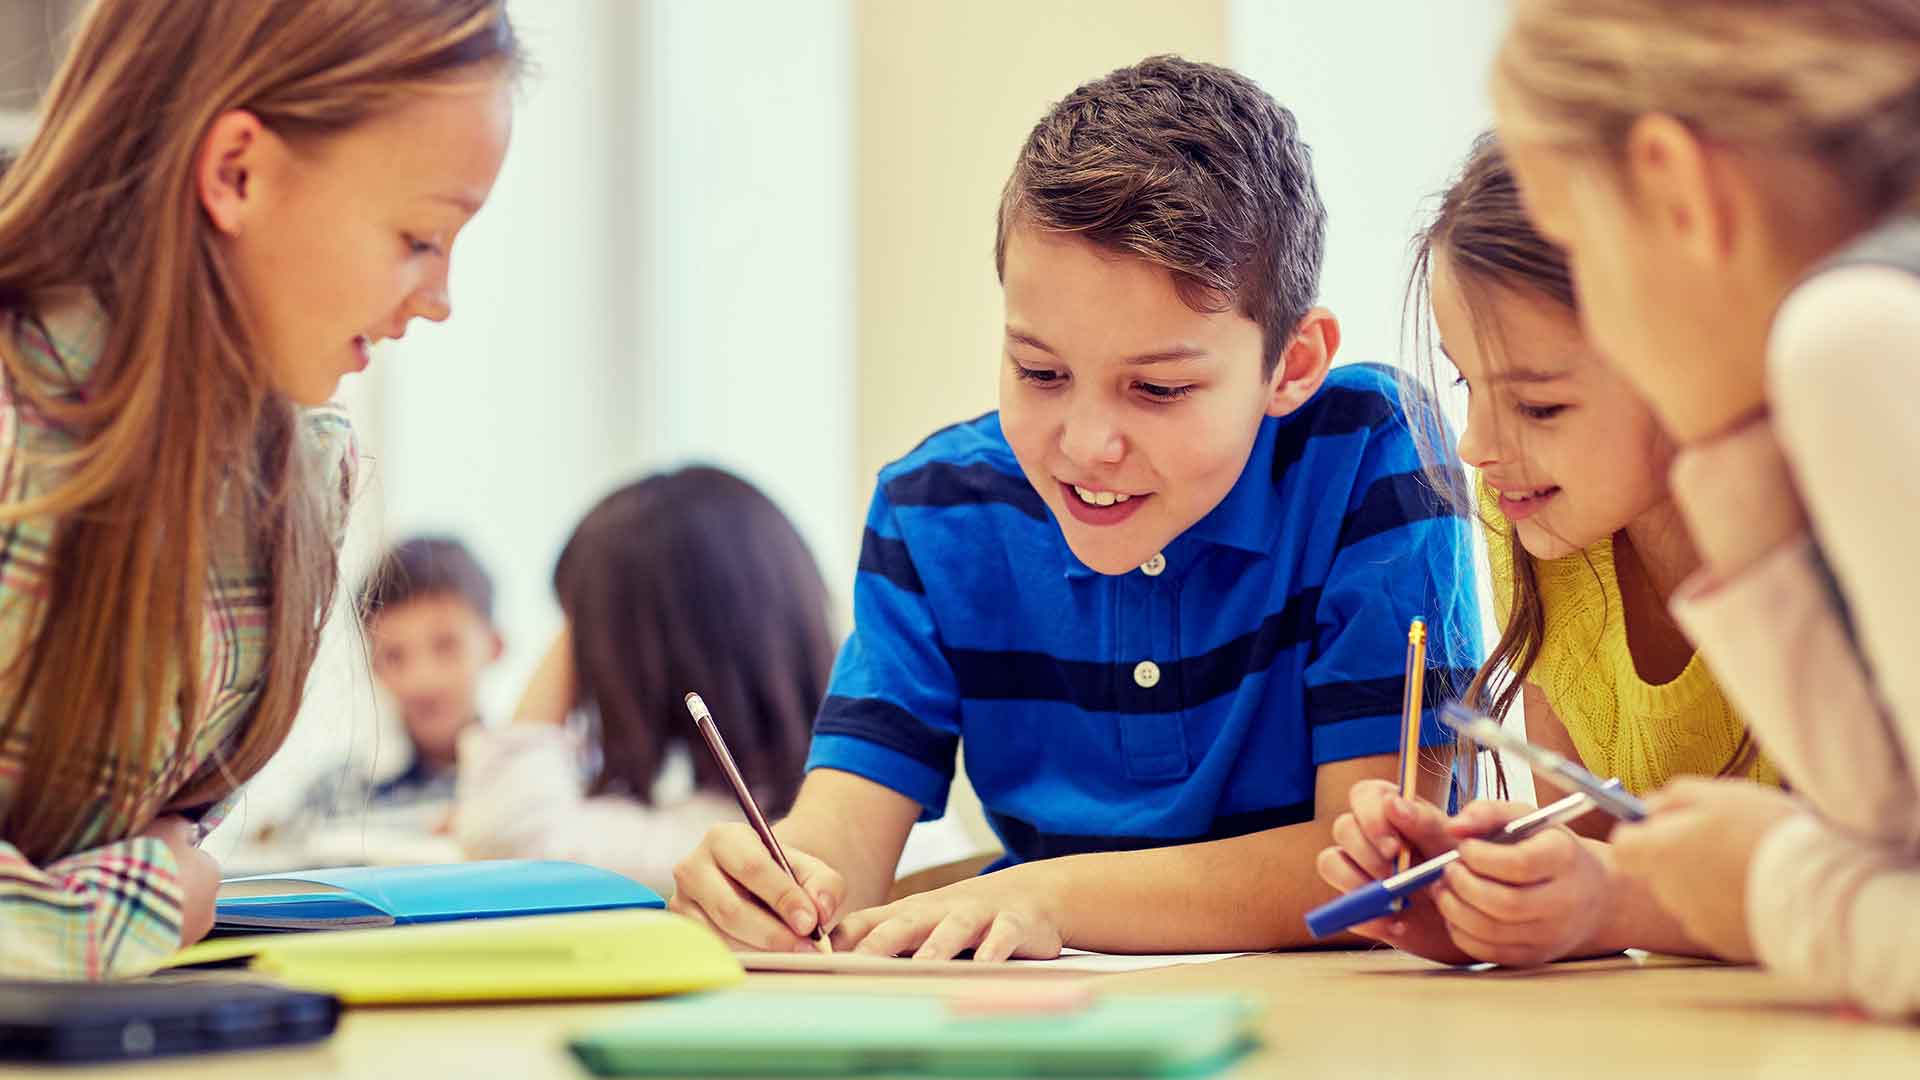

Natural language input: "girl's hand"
[1316,778,1474,964]
[1430,800,1615,967]
[1611,778,1801,963]
[832,867,1066,962]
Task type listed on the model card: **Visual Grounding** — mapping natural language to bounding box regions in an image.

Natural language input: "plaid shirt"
[0,294,355,978]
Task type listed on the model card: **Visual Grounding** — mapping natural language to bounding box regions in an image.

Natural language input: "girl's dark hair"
[554,466,831,816]
[1407,133,1753,798]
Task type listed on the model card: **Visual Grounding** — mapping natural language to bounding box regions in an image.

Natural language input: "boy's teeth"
[1072,485,1129,507]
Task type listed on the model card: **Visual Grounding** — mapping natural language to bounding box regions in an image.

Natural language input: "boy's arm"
[1047,751,1407,952]
[832,752,1406,958]
[672,473,963,951]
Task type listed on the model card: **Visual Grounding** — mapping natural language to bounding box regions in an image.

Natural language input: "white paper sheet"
[739,947,1253,976]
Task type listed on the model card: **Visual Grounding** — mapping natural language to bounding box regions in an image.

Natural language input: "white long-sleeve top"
[1667,259,1920,1019]
[453,725,738,897]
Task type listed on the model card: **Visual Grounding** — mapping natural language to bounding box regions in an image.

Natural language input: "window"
[0,1,85,152]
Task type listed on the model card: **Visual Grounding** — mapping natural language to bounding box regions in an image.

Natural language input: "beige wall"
[852,2,1229,852]
[854,0,1228,491]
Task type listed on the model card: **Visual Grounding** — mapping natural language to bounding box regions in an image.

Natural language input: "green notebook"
[568,990,1258,1077]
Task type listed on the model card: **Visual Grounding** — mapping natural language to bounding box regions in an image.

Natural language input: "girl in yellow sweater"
[1316,135,1773,967]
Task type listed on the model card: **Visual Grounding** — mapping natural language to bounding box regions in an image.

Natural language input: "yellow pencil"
[1396,619,1427,875]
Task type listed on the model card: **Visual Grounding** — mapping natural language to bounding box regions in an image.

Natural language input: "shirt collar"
[1181,415,1282,556]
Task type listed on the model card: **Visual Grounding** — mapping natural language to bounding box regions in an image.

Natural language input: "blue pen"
[1308,705,1654,940]
[1306,790,1600,939]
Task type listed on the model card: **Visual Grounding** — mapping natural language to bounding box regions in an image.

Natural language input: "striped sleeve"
[1305,383,1482,765]
[0,835,187,979]
[806,481,961,819]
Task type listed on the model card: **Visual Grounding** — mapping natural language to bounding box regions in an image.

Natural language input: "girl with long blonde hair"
[1494,0,1920,1017]
[0,0,518,977]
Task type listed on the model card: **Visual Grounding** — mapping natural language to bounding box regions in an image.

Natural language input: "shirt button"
[1133,660,1161,689]
[1141,553,1167,577]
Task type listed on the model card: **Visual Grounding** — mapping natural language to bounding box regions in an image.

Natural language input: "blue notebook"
[214,860,664,932]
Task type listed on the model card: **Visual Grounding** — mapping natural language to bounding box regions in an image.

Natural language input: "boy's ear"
[487,628,505,663]
[196,109,277,238]
[1266,308,1339,417]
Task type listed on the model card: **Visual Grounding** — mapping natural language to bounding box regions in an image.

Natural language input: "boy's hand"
[138,816,220,946]
[1316,778,1473,964]
[831,865,1065,962]
[1428,800,1613,967]
[1611,779,1799,964]
[669,823,845,952]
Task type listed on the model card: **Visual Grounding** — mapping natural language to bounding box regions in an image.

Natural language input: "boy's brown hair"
[994,54,1327,378]
[358,536,496,626]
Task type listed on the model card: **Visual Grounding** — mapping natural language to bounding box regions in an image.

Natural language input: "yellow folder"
[165,909,744,1005]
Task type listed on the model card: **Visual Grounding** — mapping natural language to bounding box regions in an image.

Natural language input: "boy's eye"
[1011,360,1064,386]
[403,233,445,258]
[1516,402,1568,421]
[1136,381,1196,402]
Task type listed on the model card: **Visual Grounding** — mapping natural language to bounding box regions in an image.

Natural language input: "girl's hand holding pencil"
[1426,800,1619,967]
[1317,781,1623,967]
[1317,778,1471,963]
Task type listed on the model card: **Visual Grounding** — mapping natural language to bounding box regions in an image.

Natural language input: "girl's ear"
[196,110,274,237]
[1266,308,1339,417]
[1620,113,1733,268]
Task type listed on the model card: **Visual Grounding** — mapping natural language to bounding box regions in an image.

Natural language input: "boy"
[346,535,502,807]
[671,56,1478,958]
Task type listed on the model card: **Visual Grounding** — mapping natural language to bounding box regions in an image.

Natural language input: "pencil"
[684,691,833,953]
[1397,619,1427,875]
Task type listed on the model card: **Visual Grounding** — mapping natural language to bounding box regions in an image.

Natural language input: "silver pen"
[1441,703,1650,822]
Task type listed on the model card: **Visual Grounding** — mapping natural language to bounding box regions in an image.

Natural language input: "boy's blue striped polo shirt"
[808,362,1482,869]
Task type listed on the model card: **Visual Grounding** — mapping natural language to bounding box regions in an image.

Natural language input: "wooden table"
[12,950,1919,1078]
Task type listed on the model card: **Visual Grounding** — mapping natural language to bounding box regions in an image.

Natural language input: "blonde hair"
[0,0,519,862]
[1496,0,1920,212]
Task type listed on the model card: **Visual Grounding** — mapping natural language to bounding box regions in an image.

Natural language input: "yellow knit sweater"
[1481,484,1778,795]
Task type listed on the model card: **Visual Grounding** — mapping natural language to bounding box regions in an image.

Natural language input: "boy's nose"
[1059,400,1126,466]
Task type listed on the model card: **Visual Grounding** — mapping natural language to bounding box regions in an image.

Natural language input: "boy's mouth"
[1059,481,1150,526]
